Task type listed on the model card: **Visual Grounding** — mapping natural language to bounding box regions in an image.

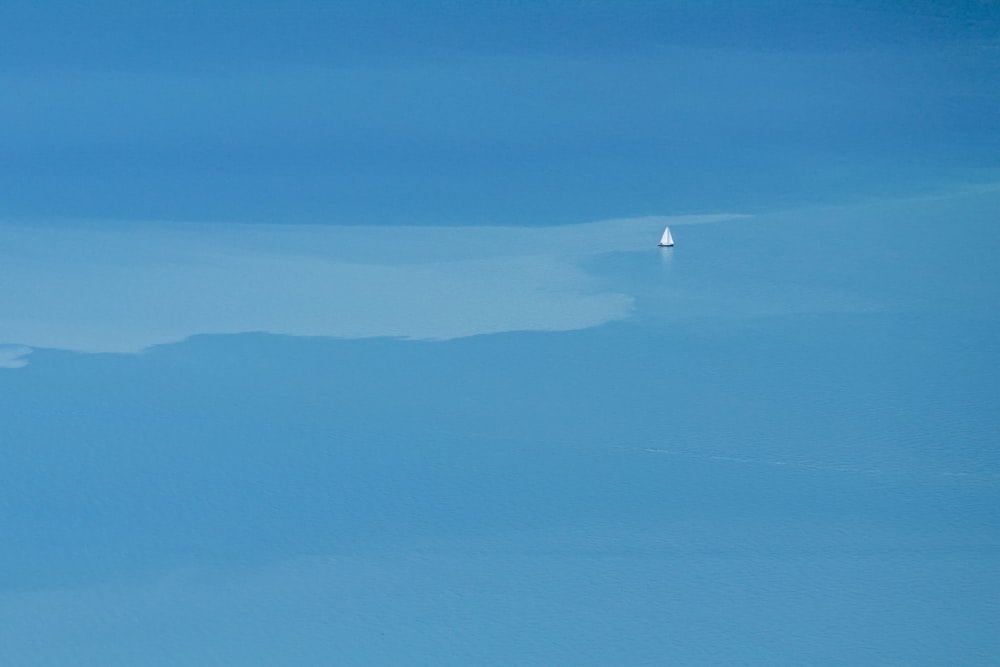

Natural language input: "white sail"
[658,226,674,247]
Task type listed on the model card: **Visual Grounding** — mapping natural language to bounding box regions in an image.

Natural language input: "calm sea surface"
[1,2,998,664]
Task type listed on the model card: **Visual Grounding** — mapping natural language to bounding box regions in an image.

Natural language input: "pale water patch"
[0,214,740,362]
[0,345,31,368]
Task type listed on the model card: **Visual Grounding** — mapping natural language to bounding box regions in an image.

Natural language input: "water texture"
[1,2,998,664]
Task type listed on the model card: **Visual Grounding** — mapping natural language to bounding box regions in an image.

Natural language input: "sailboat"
[658,226,674,247]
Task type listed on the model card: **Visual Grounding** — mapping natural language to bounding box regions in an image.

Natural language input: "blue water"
[2,2,999,664]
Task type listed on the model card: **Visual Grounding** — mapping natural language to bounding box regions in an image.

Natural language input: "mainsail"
[658,226,674,247]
